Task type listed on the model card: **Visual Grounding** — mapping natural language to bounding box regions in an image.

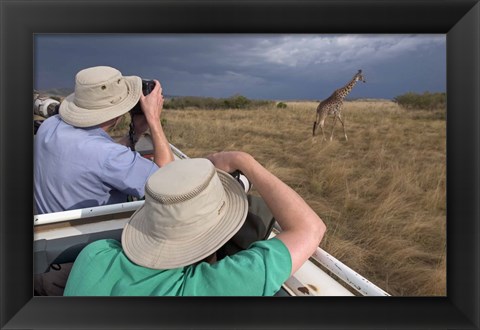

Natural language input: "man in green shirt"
[64,152,326,296]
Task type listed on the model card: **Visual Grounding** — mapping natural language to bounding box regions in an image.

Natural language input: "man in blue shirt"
[34,66,174,295]
[34,66,174,214]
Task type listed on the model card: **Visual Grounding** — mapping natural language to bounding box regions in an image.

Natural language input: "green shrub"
[164,95,274,110]
[393,92,446,111]
[276,102,287,109]
[223,94,251,109]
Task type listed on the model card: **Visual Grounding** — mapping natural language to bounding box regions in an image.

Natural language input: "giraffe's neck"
[336,77,358,99]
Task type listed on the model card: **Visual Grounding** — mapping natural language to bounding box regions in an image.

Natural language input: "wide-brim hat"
[59,66,142,127]
[122,158,249,269]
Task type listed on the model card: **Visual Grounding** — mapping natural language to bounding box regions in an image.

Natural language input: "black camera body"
[130,79,156,115]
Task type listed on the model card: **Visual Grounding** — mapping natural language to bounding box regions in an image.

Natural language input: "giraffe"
[312,70,366,141]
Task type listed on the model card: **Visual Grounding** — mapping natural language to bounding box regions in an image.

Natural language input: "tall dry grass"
[156,100,446,296]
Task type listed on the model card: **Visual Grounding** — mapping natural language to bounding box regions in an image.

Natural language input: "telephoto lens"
[34,97,60,118]
[230,170,252,193]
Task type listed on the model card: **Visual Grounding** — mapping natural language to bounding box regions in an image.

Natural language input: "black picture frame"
[1,0,479,329]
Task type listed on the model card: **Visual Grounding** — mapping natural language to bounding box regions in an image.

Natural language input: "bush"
[164,94,274,110]
[223,94,251,109]
[393,92,446,111]
[276,102,287,109]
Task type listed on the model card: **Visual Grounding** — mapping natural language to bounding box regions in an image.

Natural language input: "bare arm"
[206,151,326,276]
[136,80,174,167]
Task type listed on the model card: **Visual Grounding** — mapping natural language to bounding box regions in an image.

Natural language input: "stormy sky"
[34,34,446,100]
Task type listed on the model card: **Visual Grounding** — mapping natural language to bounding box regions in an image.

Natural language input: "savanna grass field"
[158,100,446,297]
[34,91,446,296]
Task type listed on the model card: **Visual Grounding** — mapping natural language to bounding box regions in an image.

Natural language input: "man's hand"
[137,79,173,167]
[206,151,253,174]
[131,80,163,138]
[139,80,164,125]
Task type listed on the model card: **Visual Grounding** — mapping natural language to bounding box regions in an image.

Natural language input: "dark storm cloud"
[35,34,446,100]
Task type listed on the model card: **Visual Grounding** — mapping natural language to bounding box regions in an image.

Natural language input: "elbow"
[319,220,327,242]
[302,217,327,261]
[300,214,327,251]
[313,217,327,246]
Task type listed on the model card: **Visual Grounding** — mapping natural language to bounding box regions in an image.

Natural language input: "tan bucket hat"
[59,66,142,127]
[122,158,249,269]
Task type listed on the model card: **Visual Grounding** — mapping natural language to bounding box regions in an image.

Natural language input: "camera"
[230,170,252,193]
[130,79,156,115]
[34,97,60,118]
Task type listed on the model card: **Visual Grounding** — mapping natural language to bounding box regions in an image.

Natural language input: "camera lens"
[142,80,155,96]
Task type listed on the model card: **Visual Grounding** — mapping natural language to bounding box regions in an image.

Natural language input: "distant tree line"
[164,94,274,110]
[393,92,446,111]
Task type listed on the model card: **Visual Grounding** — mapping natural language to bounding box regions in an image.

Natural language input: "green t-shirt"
[63,238,291,296]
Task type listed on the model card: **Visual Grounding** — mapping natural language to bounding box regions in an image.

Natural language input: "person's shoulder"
[249,237,290,254]
[83,239,122,254]
[36,115,61,132]
[75,126,121,155]
[44,114,61,122]
[222,238,291,265]
[70,239,124,280]
[243,238,292,269]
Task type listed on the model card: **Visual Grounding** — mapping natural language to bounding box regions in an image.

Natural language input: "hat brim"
[59,75,142,127]
[121,169,249,269]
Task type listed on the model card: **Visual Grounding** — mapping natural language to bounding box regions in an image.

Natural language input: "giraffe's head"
[355,69,366,83]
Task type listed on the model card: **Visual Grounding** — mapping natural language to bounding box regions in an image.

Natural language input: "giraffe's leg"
[312,112,320,136]
[329,115,338,141]
[319,119,327,141]
[337,113,347,141]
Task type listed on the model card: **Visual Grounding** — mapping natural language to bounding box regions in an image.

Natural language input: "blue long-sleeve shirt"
[34,115,159,214]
